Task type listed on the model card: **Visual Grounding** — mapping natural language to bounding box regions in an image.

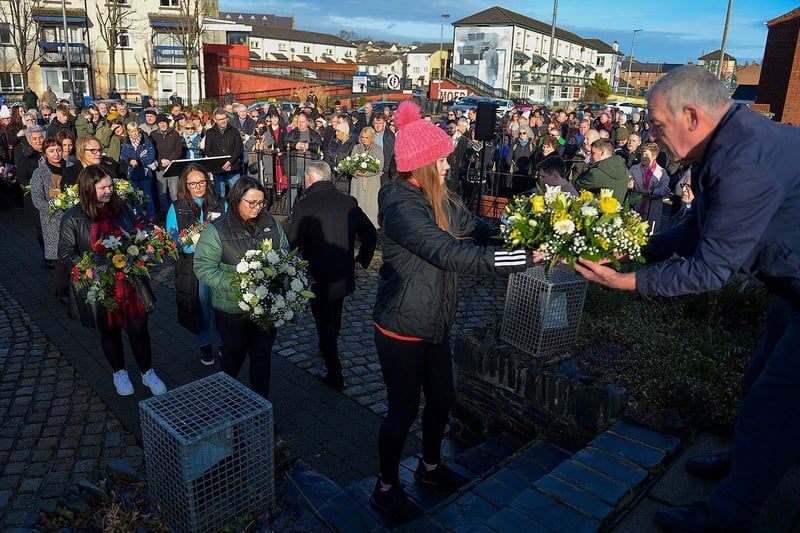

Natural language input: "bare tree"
[0,0,42,89]
[136,41,157,98]
[163,0,211,105]
[94,0,137,93]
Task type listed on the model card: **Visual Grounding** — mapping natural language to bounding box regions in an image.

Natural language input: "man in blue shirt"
[575,65,800,532]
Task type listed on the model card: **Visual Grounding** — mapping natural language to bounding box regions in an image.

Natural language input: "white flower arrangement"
[334,152,381,176]
[230,239,314,330]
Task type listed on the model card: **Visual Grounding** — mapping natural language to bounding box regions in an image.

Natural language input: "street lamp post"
[625,29,642,97]
[544,0,559,105]
[439,14,450,82]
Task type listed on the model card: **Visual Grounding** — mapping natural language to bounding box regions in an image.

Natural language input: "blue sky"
[221,0,796,64]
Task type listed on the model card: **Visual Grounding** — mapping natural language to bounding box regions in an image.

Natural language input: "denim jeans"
[213,171,240,201]
[708,298,800,529]
[131,177,155,220]
[197,281,214,346]
[155,169,178,216]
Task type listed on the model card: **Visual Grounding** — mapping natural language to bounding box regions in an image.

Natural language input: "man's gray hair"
[305,160,332,183]
[649,65,730,119]
[25,125,44,139]
[236,104,247,112]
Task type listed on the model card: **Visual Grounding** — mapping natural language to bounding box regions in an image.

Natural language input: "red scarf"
[90,205,146,328]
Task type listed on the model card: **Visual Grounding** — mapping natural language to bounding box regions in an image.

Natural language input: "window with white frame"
[560,86,569,98]
[0,23,11,45]
[596,56,605,67]
[303,45,310,53]
[278,43,287,51]
[115,73,138,91]
[160,0,179,6]
[0,72,24,92]
[118,32,130,48]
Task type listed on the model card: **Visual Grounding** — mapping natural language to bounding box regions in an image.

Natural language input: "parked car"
[248,100,299,116]
[576,102,606,115]
[93,99,143,113]
[356,100,400,116]
[449,95,511,116]
[512,98,536,111]
[605,101,643,117]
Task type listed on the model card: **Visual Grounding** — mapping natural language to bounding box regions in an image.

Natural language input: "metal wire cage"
[500,265,588,356]
[139,372,274,533]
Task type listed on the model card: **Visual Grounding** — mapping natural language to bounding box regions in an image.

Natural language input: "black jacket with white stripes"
[374,178,532,343]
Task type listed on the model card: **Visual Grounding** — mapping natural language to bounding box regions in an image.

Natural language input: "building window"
[0,23,11,45]
[560,86,569,98]
[303,45,310,53]
[115,73,138,92]
[596,56,605,67]
[278,43,287,51]
[160,0,179,6]
[326,48,332,55]
[118,32,130,48]
[412,66,419,74]
[0,72,24,92]
[251,41,259,49]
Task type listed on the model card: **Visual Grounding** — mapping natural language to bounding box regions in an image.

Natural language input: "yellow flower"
[112,254,126,268]
[531,196,545,213]
[57,192,67,200]
[597,236,610,250]
[599,196,620,214]
[579,190,594,202]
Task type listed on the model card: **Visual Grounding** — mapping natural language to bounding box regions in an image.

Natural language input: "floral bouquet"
[231,239,314,330]
[71,225,178,312]
[334,152,381,176]
[48,183,80,220]
[114,178,150,208]
[179,220,209,248]
[500,186,651,268]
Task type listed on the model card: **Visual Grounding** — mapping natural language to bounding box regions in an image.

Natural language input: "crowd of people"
[3,65,798,532]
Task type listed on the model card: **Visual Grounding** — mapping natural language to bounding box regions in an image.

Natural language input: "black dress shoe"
[655,502,716,533]
[317,369,344,391]
[685,453,730,480]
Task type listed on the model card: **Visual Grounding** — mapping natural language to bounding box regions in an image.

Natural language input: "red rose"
[72,267,79,282]
[137,260,146,268]
[115,272,125,280]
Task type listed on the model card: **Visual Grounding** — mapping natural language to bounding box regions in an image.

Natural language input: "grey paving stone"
[473,475,528,509]
[534,474,615,521]
[608,421,680,454]
[506,456,550,483]
[589,433,666,469]
[521,442,572,470]
[572,448,649,488]
[432,491,498,532]
[550,460,630,506]
[455,447,502,476]
[510,488,600,532]
[484,507,553,532]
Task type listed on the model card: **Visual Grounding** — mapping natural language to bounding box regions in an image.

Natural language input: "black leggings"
[375,327,456,485]
[98,316,152,373]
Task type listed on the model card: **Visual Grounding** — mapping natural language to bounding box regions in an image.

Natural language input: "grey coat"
[30,158,74,260]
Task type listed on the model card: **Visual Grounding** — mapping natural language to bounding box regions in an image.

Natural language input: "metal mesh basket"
[500,265,588,356]
[140,372,274,533]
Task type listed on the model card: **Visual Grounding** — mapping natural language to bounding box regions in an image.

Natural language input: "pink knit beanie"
[393,100,453,172]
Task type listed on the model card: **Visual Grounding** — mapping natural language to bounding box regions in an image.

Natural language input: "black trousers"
[215,309,277,400]
[375,327,456,485]
[310,297,344,380]
[98,316,152,373]
[54,260,70,298]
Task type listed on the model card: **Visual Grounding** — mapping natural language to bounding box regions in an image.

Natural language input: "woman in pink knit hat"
[370,99,536,524]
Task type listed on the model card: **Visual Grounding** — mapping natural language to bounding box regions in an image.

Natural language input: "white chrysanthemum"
[266,250,280,264]
[253,305,264,316]
[553,219,576,235]
[286,291,297,302]
[290,278,303,291]
[284,309,294,321]
[254,285,268,299]
[238,301,250,311]
[286,265,296,276]
[245,249,259,258]
[249,261,262,270]
[611,216,623,227]
[236,260,249,273]
[253,270,265,280]
[274,295,285,308]
[580,204,598,217]
[243,292,254,303]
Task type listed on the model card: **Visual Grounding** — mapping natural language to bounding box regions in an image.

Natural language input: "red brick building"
[757,7,800,123]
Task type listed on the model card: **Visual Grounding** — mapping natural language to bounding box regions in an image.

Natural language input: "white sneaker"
[113,369,134,396]
[141,369,167,395]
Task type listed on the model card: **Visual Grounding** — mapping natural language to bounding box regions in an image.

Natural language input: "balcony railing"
[38,42,90,65]
[153,45,199,66]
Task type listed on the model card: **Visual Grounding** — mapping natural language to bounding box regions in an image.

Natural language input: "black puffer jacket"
[58,203,155,329]
[373,179,532,343]
[173,196,225,334]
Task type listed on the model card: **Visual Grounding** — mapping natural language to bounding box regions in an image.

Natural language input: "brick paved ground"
[0,205,511,529]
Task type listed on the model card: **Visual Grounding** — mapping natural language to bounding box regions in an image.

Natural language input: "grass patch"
[575,265,772,436]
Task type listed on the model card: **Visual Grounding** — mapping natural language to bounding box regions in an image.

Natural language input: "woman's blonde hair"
[402,161,461,235]
[75,135,102,166]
